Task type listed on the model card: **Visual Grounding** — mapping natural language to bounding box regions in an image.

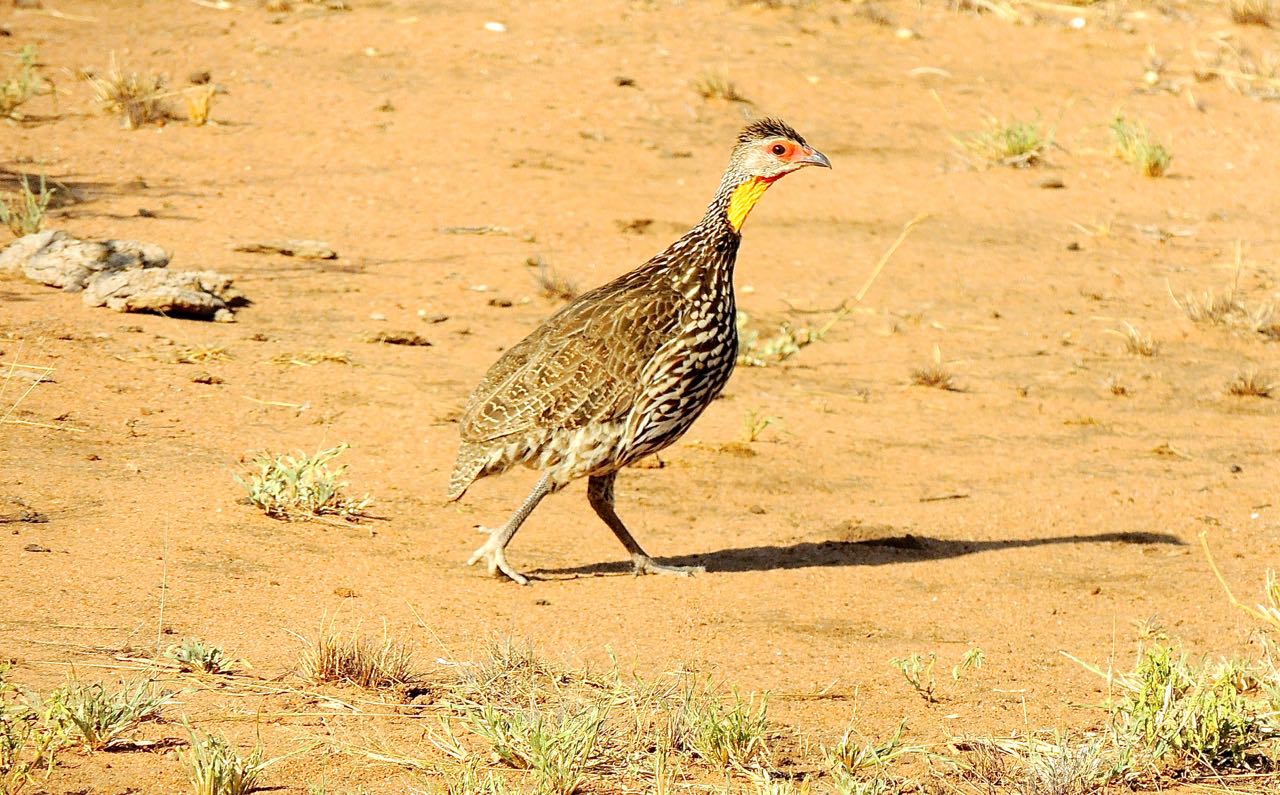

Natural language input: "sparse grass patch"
[1067,641,1280,784]
[1110,115,1172,177]
[0,45,51,120]
[86,57,170,129]
[0,174,54,238]
[737,312,820,367]
[956,114,1054,168]
[178,726,267,795]
[39,677,170,751]
[463,703,606,794]
[691,72,751,103]
[825,719,920,794]
[236,444,373,522]
[167,638,238,675]
[1226,368,1274,398]
[297,621,417,689]
[674,685,770,770]
[1,664,59,795]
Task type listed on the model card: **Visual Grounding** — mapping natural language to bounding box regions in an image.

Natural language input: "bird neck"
[721,174,778,230]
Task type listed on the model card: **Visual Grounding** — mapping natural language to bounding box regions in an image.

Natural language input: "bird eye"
[771,143,787,156]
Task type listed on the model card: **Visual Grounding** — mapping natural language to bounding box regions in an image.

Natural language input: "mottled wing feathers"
[458,268,681,446]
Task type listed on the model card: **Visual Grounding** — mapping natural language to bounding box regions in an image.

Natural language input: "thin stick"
[856,213,930,303]
[813,213,930,339]
[157,528,169,656]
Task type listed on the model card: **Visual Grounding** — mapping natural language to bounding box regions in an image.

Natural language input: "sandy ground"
[1,0,1278,791]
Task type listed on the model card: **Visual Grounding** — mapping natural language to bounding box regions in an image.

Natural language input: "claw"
[467,527,530,586]
[632,554,705,578]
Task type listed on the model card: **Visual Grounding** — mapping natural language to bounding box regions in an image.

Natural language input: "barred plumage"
[450,119,831,584]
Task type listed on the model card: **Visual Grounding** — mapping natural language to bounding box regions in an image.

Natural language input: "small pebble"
[484,21,506,32]
[369,311,387,321]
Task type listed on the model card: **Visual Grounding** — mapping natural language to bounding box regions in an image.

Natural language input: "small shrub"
[0,175,54,238]
[0,45,51,119]
[1111,115,1172,177]
[167,638,237,675]
[40,678,170,750]
[178,727,266,795]
[236,444,373,522]
[890,653,936,702]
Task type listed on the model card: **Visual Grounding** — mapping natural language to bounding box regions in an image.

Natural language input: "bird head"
[722,118,830,232]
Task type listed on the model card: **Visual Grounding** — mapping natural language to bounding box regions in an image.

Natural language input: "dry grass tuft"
[957,115,1055,168]
[1226,368,1274,398]
[85,57,170,129]
[298,621,418,690]
[691,73,751,103]
[1168,248,1277,338]
[1110,115,1172,177]
[1114,322,1158,356]
[911,346,962,392]
[1229,0,1275,26]
[528,256,578,302]
[270,350,351,366]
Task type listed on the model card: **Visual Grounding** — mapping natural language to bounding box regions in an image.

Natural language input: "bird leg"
[467,473,553,585]
[587,473,705,578]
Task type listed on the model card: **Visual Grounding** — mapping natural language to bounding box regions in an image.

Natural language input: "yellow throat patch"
[726,176,776,232]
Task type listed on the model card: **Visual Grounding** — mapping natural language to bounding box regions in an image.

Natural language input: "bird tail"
[446,445,485,501]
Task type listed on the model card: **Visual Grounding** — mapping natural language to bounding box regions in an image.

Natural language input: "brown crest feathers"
[738,117,807,145]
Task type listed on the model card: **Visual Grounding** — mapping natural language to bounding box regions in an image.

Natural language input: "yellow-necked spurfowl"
[448,118,830,584]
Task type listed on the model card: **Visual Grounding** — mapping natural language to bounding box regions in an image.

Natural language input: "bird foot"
[631,554,705,578]
[467,527,530,586]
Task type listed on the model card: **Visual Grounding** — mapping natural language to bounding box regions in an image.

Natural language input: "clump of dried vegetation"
[910,345,962,391]
[1168,246,1279,340]
[528,256,578,302]
[297,622,418,689]
[1110,115,1172,177]
[85,57,170,129]
[956,114,1055,168]
[235,443,373,522]
[1226,368,1274,398]
[691,72,752,103]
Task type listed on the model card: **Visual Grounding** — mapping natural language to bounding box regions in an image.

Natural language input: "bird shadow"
[533,527,1184,577]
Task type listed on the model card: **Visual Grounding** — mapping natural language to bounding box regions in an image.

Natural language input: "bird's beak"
[797,147,832,169]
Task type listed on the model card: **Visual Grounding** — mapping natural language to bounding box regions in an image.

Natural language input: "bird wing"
[459,273,681,444]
